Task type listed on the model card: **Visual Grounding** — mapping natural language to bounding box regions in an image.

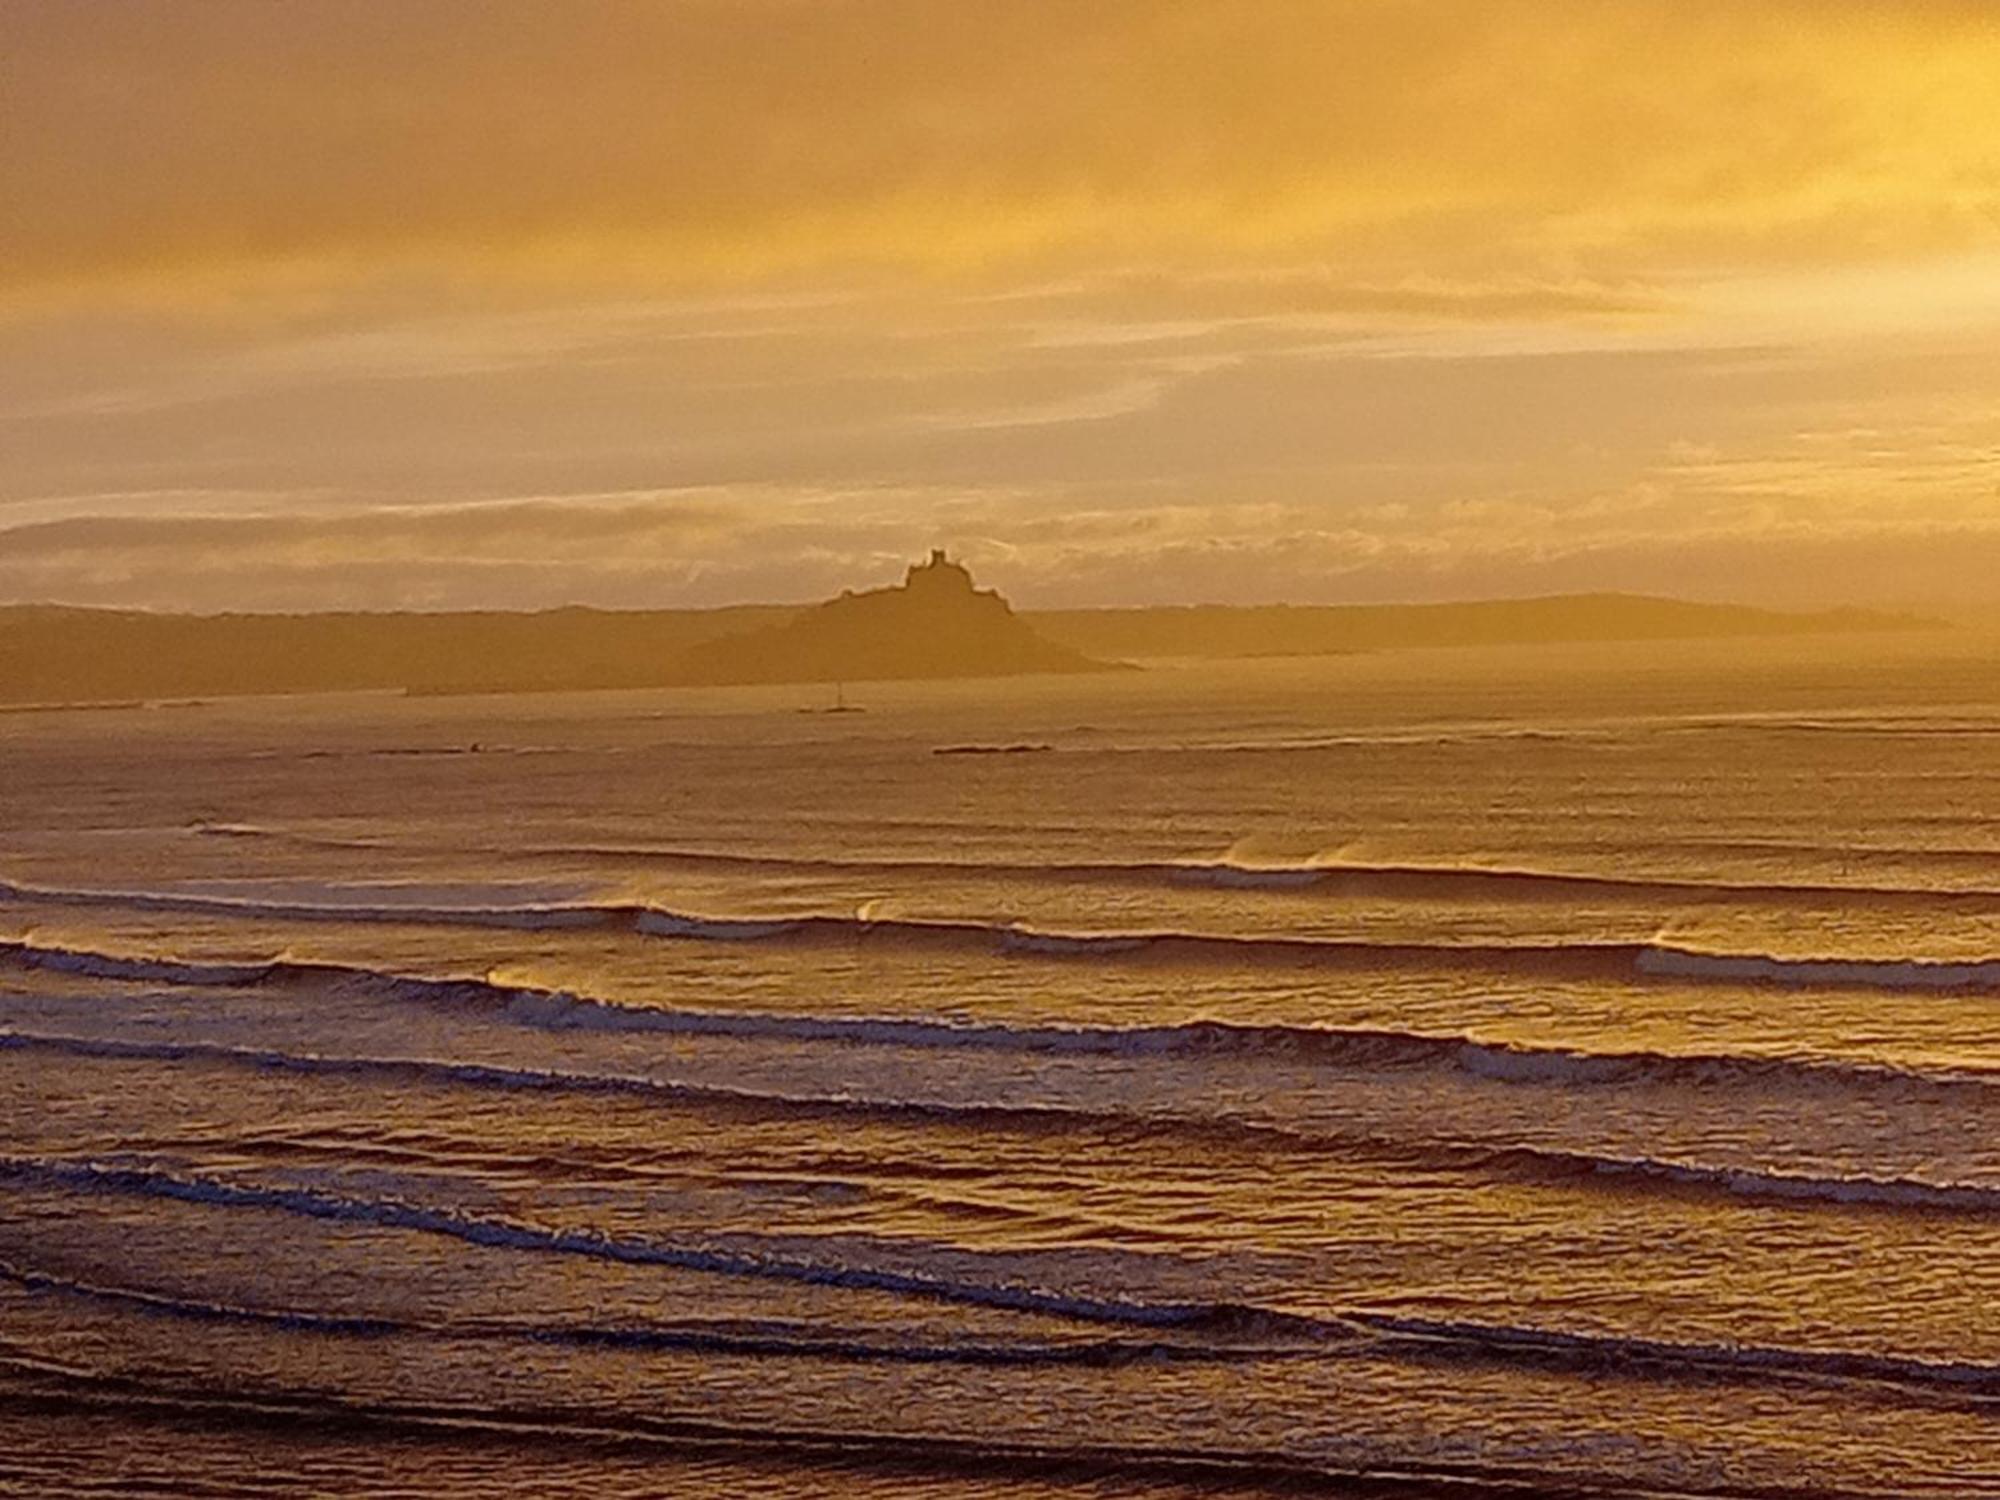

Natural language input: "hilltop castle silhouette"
[679,549,1112,685]
[904,548,977,595]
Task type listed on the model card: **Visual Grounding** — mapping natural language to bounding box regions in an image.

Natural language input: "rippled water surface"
[3,634,1998,1496]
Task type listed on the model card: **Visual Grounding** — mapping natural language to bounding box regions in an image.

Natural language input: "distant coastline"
[0,560,1939,708]
[1031,596,1935,662]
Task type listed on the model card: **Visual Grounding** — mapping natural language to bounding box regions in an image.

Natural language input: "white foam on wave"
[0,941,271,989]
[1611,1156,2000,1212]
[4,935,1987,1101]
[7,1154,1993,1396]
[0,1258,1268,1368]
[1164,865,1328,890]
[0,1155,1295,1333]
[1639,945,2000,991]
[7,875,1997,994]
[996,929,1153,956]
[1352,1310,2000,1393]
[634,910,806,941]
[9,1028,1989,1213]
[0,876,616,932]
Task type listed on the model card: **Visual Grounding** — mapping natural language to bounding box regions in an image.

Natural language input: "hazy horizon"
[0,566,1976,622]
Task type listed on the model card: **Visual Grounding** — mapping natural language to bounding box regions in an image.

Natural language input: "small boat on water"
[799,681,866,715]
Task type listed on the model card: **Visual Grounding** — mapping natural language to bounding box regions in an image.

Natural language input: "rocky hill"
[677,551,1112,685]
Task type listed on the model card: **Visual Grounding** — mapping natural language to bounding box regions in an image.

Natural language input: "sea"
[2,629,1997,1498]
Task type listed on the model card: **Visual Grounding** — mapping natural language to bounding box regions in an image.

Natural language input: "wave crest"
[4,938,1992,1097]
[4,1029,1992,1218]
[6,882,1995,993]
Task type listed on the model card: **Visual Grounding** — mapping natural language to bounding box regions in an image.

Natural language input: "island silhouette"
[0,554,1933,707]
[678,551,1110,686]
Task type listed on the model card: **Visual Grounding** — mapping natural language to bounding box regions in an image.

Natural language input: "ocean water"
[2,631,1998,1497]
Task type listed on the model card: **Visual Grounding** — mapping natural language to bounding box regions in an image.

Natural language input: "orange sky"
[3,0,1998,610]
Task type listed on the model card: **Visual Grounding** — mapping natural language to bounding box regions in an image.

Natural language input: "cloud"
[6,1,1999,306]
[3,2,1997,613]
[5,464,1996,614]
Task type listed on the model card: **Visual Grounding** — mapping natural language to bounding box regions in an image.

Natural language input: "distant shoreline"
[0,592,1943,708]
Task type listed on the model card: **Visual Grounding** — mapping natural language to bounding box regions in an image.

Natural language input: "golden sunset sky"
[3,0,1998,610]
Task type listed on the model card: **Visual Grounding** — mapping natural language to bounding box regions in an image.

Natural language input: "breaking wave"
[5,1179,1996,1404]
[1635,947,2000,991]
[4,938,1995,1096]
[1350,1312,2000,1401]
[0,1372,1713,1499]
[4,1029,1994,1218]
[1469,1143,2000,1216]
[0,1259,1253,1368]
[489,843,2000,908]
[0,1155,1320,1335]
[5,884,1996,992]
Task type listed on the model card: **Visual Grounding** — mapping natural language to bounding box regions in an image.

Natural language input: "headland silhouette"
[0,552,1933,707]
